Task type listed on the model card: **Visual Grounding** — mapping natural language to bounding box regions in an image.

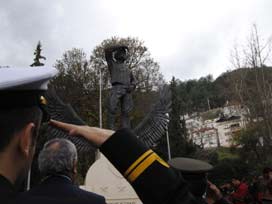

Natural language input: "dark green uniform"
[168,157,231,204]
[100,128,199,204]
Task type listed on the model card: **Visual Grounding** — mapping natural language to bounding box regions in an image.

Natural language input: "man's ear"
[18,123,35,157]
[73,160,78,175]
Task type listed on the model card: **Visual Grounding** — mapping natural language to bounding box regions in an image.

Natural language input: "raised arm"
[104,45,129,63]
[49,120,199,204]
[49,120,114,147]
[104,46,115,63]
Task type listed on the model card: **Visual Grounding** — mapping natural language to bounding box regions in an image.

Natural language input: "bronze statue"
[104,45,136,130]
[44,47,171,151]
[44,86,171,152]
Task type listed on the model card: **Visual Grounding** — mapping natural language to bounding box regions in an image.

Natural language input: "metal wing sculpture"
[44,89,95,153]
[134,86,171,147]
[44,87,171,152]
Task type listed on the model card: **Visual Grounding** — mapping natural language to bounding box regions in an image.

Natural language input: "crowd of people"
[209,168,272,204]
[165,157,272,204]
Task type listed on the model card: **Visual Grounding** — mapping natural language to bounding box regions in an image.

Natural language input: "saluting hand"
[207,180,223,201]
[49,120,115,147]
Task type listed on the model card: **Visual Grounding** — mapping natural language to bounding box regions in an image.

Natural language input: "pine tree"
[156,77,196,160]
[30,41,46,67]
[168,77,186,157]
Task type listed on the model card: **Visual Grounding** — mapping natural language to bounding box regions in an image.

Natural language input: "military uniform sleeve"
[100,128,200,204]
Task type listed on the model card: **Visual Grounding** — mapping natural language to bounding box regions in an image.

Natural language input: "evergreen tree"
[30,41,46,67]
[168,77,186,157]
[156,77,195,160]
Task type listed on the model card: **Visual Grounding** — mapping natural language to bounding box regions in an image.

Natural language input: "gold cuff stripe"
[157,156,170,168]
[127,152,170,183]
[127,153,157,182]
[124,149,153,177]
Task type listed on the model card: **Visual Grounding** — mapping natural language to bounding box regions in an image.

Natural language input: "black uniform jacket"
[0,175,82,204]
[100,128,199,204]
[18,175,106,204]
[0,175,15,204]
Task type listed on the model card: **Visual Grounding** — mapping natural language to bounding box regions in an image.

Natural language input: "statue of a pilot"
[104,45,136,130]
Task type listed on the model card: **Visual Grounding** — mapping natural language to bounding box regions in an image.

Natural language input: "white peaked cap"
[0,67,58,121]
[0,67,58,90]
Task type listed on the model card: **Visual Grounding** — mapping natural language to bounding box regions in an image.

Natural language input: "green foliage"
[191,148,219,165]
[177,75,224,114]
[168,77,187,157]
[30,41,46,67]
[156,77,196,160]
[209,158,251,185]
[52,48,101,125]
[216,147,239,160]
[208,124,272,185]
[232,122,269,166]
[155,75,223,160]
[132,91,159,127]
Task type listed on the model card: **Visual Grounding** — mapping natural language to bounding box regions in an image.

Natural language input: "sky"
[1,0,272,81]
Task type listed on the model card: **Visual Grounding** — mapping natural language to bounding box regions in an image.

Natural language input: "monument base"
[82,153,142,204]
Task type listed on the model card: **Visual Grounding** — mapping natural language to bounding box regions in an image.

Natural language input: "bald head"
[38,138,78,177]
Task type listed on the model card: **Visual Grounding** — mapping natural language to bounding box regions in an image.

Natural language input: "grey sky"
[1,0,272,81]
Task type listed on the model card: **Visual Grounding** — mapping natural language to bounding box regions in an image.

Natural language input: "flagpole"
[96,68,102,160]
[166,127,171,160]
[99,69,102,129]
[165,113,171,160]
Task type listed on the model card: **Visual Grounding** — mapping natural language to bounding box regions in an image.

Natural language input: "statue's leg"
[121,92,133,129]
[107,86,121,130]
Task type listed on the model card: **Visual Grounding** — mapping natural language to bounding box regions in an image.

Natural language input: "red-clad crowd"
[214,168,272,204]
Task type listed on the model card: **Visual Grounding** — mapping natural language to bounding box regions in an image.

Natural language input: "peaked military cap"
[168,157,213,174]
[0,66,58,121]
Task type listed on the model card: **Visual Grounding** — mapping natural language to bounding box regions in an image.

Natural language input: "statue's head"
[113,46,129,63]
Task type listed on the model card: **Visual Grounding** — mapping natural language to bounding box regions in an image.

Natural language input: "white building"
[185,104,246,148]
[191,126,219,148]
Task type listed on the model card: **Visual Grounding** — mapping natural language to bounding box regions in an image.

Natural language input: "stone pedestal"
[82,153,142,204]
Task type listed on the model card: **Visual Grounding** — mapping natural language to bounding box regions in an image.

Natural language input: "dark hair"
[0,107,42,152]
[232,176,241,181]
